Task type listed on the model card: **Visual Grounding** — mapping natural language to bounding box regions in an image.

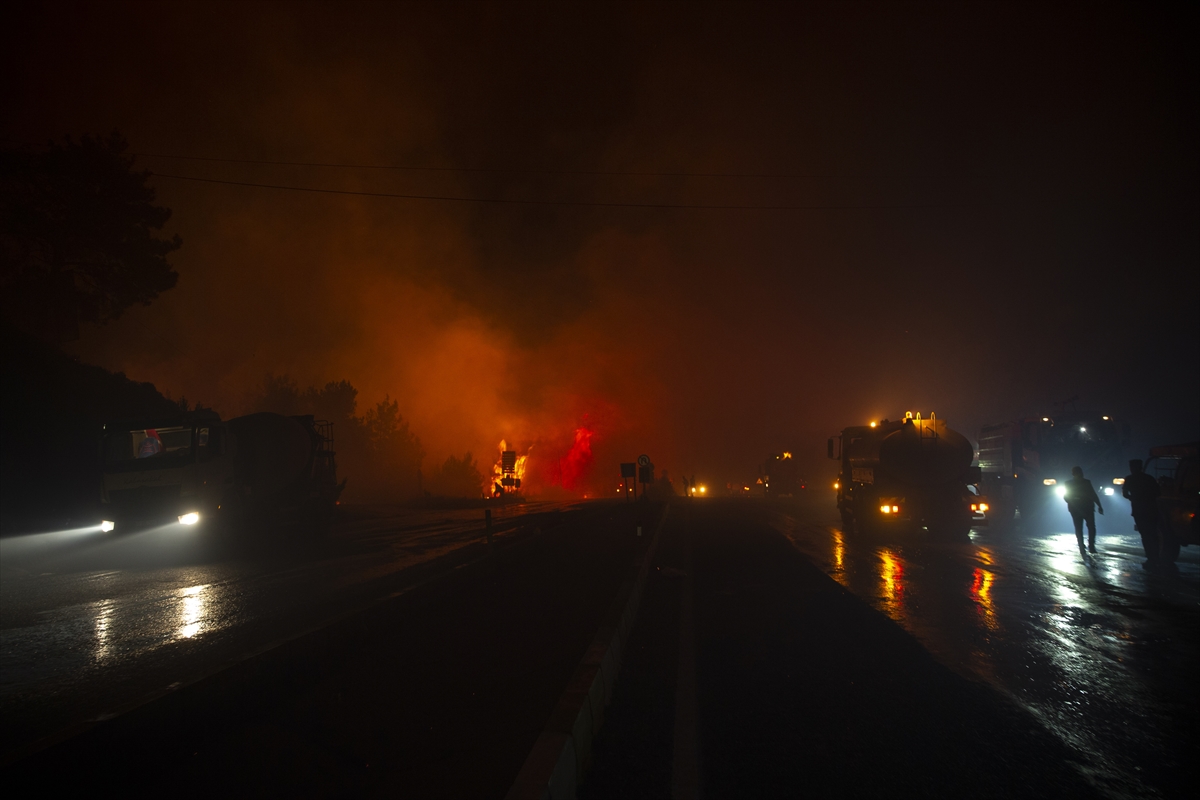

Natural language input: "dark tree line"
[248,375,486,500]
[1,133,180,342]
[428,452,486,498]
[247,375,427,502]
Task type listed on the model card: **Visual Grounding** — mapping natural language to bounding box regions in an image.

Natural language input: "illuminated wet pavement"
[0,501,572,761]
[772,496,1199,799]
[5,497,1196,796]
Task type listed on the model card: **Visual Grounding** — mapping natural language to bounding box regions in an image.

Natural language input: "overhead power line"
[147,171,969,211]
[134,152,876,180]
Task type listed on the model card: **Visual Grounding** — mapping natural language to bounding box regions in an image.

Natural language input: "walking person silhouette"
[1063,465,1104,555]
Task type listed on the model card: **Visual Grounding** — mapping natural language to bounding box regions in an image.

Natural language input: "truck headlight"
[1054,486,1067,498]
[1104,487,1114,496]
[100,520,115,532]
[178,512,201,525]
[1043,478,1057,486]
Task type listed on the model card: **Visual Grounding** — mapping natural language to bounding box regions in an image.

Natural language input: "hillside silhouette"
[0,325,179,532]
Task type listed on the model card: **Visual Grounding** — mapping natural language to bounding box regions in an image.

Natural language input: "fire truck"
[829,412,983,538]
[100,411,343,532]
[977,411,1127,526]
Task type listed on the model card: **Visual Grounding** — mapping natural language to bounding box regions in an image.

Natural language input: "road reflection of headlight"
[100,520,115,532]
[1054,486,1067,498]
[178,512,201,525]
[1104,487,1114,496]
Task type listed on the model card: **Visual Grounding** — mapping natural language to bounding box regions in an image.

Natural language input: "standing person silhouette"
[1122,459,1162,566]
[1063,465,1104,554]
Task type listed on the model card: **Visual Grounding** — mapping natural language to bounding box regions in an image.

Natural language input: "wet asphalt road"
[2,495,1196,797]
[1,500,661,797]
[778,497,1199,799]
[0,501,578,762]
[585,496,1198,799]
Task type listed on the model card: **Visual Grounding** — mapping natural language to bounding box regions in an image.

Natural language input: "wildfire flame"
[485,424,596,496]
[489,439,529,493]
[552,426,594,491]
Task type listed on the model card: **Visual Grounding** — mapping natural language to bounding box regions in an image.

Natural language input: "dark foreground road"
[3,495,1195,798]
[0,501,580,760]
[585,497,1198,800]
[1,500,660,796]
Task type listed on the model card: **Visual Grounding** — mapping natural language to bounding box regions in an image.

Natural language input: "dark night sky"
[3,1,1196,492]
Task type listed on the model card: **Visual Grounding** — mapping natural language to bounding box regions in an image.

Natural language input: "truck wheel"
[840,510,854,532]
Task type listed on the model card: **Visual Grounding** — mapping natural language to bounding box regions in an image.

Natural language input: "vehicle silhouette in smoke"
[1141,442,1199,562]
[829,412,983,538]
[977,405,1128,527]
[101,410,343,533]
[760,452,806,497]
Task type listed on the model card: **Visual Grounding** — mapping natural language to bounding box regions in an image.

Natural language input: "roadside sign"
[620,462,636,478]
[637,454,650,467]
[639,465,654,484]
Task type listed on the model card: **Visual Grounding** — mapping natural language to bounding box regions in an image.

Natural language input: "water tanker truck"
[828,412,983,538]
[100,410,343,532]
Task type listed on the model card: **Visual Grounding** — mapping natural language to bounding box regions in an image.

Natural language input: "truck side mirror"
[827,438,834,459]
[967,466,981,484]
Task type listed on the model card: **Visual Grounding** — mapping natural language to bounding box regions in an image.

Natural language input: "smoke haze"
[4,1,1196,493]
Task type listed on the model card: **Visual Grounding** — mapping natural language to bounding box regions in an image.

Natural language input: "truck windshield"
[104,426,194,471]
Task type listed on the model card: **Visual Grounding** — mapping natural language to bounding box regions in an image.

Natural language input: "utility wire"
[134,152,879,180]
[147,171,969,210]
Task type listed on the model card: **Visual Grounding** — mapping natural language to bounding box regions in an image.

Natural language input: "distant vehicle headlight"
[1112,477,1125,485]
[100,520,115,532]
[1054,486,1067,498]
[1104,487,1114,496]
[1043,478,1057,486]
[178,512,201,525]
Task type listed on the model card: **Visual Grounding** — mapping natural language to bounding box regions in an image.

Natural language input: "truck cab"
[101,411,233,531]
